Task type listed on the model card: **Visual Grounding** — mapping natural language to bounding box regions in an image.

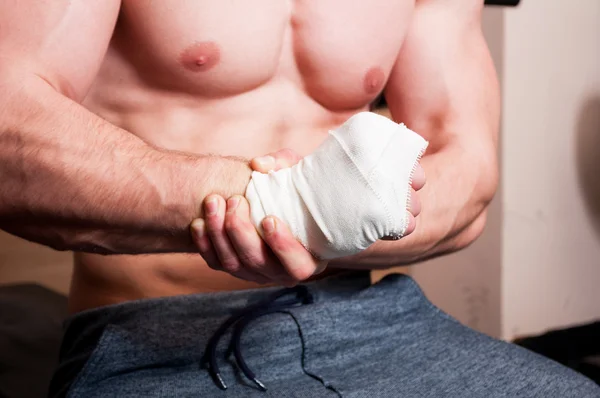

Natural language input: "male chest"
[113,0,413,109]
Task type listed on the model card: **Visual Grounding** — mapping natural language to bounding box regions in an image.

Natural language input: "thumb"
[251,148,301,173]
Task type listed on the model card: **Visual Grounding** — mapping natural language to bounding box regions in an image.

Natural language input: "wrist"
[196,155,252,216]
[137,150,251,252]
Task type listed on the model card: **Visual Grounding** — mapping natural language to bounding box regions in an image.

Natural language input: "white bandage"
[245,112,428,260]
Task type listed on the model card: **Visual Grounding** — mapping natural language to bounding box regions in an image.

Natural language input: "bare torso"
[70,0,414,313]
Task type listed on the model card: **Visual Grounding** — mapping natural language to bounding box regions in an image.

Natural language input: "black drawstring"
[202,286,314,391]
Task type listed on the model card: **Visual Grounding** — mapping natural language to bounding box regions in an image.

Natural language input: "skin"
[0,0,498,313]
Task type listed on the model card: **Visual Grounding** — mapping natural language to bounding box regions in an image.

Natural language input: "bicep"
[384,0,499,152]
[0,0,120,101]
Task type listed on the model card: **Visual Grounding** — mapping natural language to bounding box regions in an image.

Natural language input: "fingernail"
[226,196,240,213]
[190,219,205,238]
[205,197,218,216]
[254,156,275,170]
[262,217,276,236]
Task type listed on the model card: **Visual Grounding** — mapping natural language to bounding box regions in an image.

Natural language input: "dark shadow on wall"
[576,95,600,239]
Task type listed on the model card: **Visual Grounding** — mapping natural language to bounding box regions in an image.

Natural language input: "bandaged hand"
[246,112,428,260]
[191,112,426,285]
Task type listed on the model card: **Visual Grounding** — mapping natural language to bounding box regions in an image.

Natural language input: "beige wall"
[502,0,600,340]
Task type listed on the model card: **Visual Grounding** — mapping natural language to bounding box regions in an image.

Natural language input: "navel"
[363,67,385,95]
[179,41,221,72]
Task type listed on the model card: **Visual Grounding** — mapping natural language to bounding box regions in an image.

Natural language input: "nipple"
[179,41,221,72]
[196,56,208,66]
[363,67,385,95]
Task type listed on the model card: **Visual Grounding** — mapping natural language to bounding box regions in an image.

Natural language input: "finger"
[190,218,220,268]
[261,216,320,282]
[224,196,293,283]
[404,213,416,236]
[191,218,266,283]
[411,164,426,191]
[251,148,301,173]
[204,195,268,283]
[409,189,421,217]
[250,155,276,173]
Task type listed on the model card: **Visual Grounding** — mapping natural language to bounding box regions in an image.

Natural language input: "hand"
[190,149,326,286]
[190,149,426,284]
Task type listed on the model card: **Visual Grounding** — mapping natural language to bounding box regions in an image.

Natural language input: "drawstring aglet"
[213,372,228,390]
[252,377,267,392]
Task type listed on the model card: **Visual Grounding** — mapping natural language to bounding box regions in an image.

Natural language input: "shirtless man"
[1,0,597,396]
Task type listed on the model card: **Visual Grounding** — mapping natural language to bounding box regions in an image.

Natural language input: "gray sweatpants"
[50,272,599,397]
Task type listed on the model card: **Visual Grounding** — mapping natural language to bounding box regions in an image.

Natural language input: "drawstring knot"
[202,285,314,391]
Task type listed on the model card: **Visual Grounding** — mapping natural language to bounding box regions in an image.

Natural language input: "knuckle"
[221,258,241,273]
[238,252,265,268]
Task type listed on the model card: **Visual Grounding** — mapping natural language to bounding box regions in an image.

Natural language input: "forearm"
[0,76,251,254]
